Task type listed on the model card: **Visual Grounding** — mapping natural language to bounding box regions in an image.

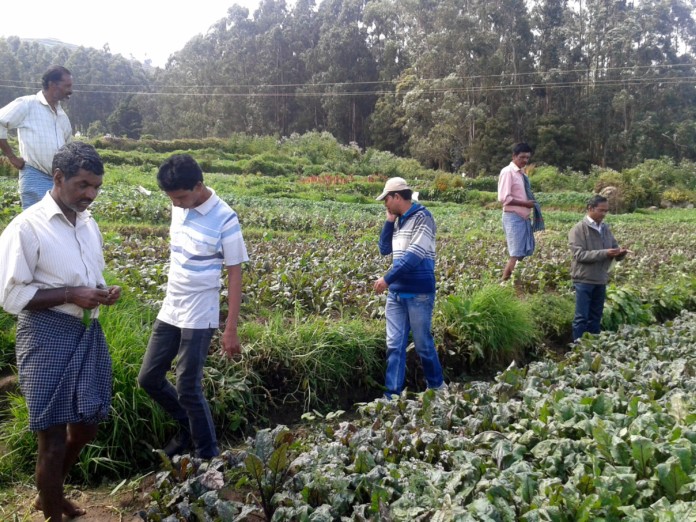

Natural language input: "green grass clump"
[527,292,575,346]
[240,312,385,410]
[439,284,539,367]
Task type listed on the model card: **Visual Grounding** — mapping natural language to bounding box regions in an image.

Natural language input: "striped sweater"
[378,203,436,294]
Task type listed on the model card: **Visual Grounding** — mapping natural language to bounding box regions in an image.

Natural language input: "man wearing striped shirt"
[138,154,248,459]
[373,177,445,398]
[0,65,73,209]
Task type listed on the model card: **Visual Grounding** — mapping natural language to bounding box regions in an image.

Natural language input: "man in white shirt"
[0,142,120,522]
[0,65,73,209]
[138,154,248,459]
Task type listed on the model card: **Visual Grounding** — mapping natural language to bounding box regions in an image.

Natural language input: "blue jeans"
[385,292,444,396]
[138,320,218,458]
[572,283,606,341]
[19,165,53,209]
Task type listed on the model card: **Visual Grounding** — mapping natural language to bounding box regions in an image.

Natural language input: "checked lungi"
[15,310,112,431]
[502,211,535,258]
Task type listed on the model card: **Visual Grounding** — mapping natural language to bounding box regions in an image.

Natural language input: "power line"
[1,75,693,98]
[0,62,692,92]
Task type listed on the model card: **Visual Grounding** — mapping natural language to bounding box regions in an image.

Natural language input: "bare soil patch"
[4,478,152,522]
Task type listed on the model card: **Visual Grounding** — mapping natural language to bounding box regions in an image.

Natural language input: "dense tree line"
[1,0,695,174]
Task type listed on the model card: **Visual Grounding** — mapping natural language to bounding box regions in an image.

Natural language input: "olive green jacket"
[569,218,625,285]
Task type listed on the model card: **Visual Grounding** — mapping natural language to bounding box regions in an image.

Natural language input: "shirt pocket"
[177,233,217,260]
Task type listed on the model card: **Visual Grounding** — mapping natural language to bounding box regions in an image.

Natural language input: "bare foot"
[34,495,87,517]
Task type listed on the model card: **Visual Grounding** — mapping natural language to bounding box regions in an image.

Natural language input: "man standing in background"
[373,177,445,398]
[497,142,544,281]
[0,65,73,209]
[569,195,628,341]
[0,142,120,521]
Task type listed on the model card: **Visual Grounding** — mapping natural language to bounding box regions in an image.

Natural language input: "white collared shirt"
[0,192,106,318]
[0,91,73,175]
[585,215,606,234]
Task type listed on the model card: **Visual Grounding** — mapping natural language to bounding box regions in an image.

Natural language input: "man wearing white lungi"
[497,142,544,281]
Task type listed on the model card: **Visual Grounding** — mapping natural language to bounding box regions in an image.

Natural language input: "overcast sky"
[1,1,261,67]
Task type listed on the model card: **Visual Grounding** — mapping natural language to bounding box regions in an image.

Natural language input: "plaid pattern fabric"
[16,310,112,431]
[0,91,72,175]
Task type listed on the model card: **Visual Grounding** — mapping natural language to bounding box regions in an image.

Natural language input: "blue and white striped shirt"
[378,203,436,295]
[158,189,248,329]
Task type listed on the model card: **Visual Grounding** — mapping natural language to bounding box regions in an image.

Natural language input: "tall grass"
[0,288,162,483]
[527,292,575,346]
[239,312,385,410]
[0,310,16,373]
[438,284,539,367]
[0,293,386,485]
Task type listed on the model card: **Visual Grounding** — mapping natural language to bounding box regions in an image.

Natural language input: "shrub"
[594,168,650,212]
[462,175,498,192]
[361,148,402,178]
[438,284,539,368]
[528,165,594,193]
[463,189,498,206]
[592,158,696,212]
[661,188,696,206]
[625,158,696,192]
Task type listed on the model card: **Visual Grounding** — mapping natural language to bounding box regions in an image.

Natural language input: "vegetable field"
[0,135,695,520]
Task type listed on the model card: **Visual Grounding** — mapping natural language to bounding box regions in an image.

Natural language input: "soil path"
[6,483,149,521]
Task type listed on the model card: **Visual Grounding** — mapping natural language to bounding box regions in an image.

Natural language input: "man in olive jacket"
[569,195,629,341]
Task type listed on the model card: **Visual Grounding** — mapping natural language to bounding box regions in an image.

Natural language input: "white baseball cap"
[375,177,411,200]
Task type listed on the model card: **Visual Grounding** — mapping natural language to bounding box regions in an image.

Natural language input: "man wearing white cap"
[373,177,445,397]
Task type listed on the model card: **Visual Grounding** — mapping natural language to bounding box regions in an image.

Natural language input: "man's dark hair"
[388,189,413,201]
[42,66,71,89]
[587,194,608,209]
[157,154,204,191]
[52,142,104,179]
[512,142,533,156]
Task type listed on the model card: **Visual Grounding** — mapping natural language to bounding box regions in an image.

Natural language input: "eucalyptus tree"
[0,38,24,106]
[530,0,591,168]
[388,0,534,174]
[362,0,413,154]
[624,0,696,163]
[285,0,322,134]
[150,6,256,139]
[247,0,312,136]
[560,0,696,168]
[306,0,379,145]
[107,96,144,139]
[65,48,150,136]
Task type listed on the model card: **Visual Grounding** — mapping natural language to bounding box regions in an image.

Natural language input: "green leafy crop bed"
[143,312,696,521]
